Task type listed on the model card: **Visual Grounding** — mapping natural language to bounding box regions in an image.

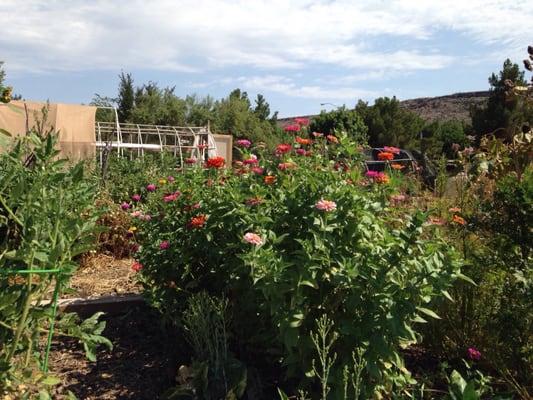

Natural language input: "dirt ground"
[48,305,181,400]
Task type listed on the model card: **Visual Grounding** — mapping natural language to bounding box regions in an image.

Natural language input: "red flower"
[326,135,338,143]
[132,262,143,272]
[264,175,276,185]
[188,214,207,229]
[294,117,309,126]
[284,124,300,132]
[206,156,225,169]
[275,143,292,155]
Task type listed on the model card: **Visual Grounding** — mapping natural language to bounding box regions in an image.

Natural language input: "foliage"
[471,59,533,140]
[309,106,368,144]
[117,71,135,123]
[355,97,425,149]
[0,61,13,103]
[0,131,110,396]
[128,134,462,398]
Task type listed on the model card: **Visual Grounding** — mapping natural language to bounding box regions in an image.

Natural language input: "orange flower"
[452,215,466,225]
[326,135,338,143]
[264,175,276,185]
[206,156,225,169]
[449,207,461,213]
[391,163,404,170]
[295,136,312,145]
[378,152,394,161]
[188,214,207,229]
[376,173,390,184]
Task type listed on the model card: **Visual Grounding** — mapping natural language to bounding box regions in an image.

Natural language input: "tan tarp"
[212,134,233,166]
[0,101,96,160]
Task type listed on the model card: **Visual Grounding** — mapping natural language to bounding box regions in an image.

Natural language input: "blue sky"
[1,0,531,117]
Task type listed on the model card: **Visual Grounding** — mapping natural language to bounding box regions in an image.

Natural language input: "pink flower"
[167,176,175,183]
[467,347,481,361]
[141,214,152,221]
[383,146,401,154]
[278,162,296,171]
[365,170,379,178]
[132,262,143,272]
[312,132,324,138]
[296,148,306,156]
[243,155,259,165]
[121,202,131,210]
[159,240,170,250]
[234,161,244,167]
[315,199,337,212]
[275,144,292,155]
[185,157,197,164]
[284,124,300,132]
[463,147,474,156]
[163,191,181,202]
[236,139,252,148]
[244,232,263,246]
[131,210,142,218]
[428,216,446,226]
[146,184,156,192]
[251,167,264,175]
[131,194,141,202]
[294,117,309,126]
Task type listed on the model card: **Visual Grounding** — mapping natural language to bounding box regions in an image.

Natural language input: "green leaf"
[41,375,61,385]
[277,388,290,400]
[416,307,441,320]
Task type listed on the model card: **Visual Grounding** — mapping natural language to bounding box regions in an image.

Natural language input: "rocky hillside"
[399,91,489,122]
[278,91,489,125]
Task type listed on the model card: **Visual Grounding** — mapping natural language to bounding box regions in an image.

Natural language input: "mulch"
[48,305,182,400]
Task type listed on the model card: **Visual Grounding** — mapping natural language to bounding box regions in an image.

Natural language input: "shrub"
[132,134,463,398]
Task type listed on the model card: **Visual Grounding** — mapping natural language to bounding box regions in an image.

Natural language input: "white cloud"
[1,0,531,105]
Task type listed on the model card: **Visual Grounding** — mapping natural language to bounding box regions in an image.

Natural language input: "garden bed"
[48,305,179,400]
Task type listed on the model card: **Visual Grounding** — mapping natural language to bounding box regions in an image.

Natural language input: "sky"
[1,0,532,117]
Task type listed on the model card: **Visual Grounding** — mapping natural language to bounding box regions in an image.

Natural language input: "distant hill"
[278,91,489,125]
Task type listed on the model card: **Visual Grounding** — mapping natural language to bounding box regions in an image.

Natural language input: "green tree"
[310,105,368,143]
[254,94,271,120]
[471,59,531,139]
[117,72,135,123]
[185,94,216,126]
[355,97,424,148]
[0,61,5,88]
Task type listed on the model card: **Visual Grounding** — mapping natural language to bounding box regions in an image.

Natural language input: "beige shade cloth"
[0,100,97,160]
[212,134,233,166]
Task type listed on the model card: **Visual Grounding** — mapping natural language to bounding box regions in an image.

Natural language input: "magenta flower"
[131,194,141,202]
[146,184,156,192]
[296,148,306,156]
[284,124,300,132]
[185,157,197,164]
[467,347,481,361]
[243,156,259,165]
[159,240,170,250]
[383,146,401,154]
[365,170,379,178]
[121,202,131,210]
[236,139,252,148]
[315,199,337,212]
[167,176,175,183]
[163,191,180,203]
[251,167,264,175]
[244,232,263,246]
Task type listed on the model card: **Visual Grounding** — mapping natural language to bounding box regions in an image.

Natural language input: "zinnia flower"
[391,163,404,170]
[236,139,252,148]
[275,143,292,155]
[365,170,379,178]
[383,146,401,154]
[146,184,156,192]
[132,262,143,272]
[284,124,300,132]
[131,210,142,218]
[294,117,309,126]
[315,199,337,212]
[197,143,208,150]
[243,155,259,165]
[378,152,394,161]
[452,215,466,225]
[375,172,390,184]
[185,157,197,164]
[206,156,225,169]
[390,194,407,204]
[428,216,446,226]
[295,136,312,145]
[188,214,207,229]
[244,232,263,246]
[264,175,276,185]
[312,132,324,137]
[159,240,170,250]
[278,162,296,171]
[159,178,167,185]
[121,202,131,210]
[449,207,461,213]
[326,135,338,143]
[296,148,306,156]
[251,167,264,175]
[467,347,481,361]
[131,194,141,202]
[141,214,152,221]
[167,176,175,183]
[163,192,180,202]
